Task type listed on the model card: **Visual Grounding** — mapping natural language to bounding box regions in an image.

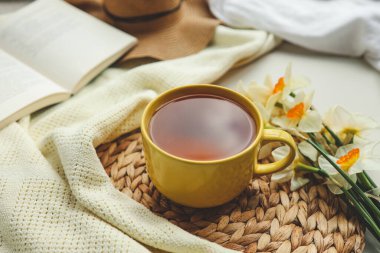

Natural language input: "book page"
[0,49,68,128]
[0,0,136,92]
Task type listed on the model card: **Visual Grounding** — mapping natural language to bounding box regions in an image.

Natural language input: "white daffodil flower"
[237,77,281,124]
[271,143,316,191]
[237,64,309,123]
[272,91,322,133]
[324,105,379,140]
[298,141,319,161]
[318,142,380,194]
[325,174,358,195]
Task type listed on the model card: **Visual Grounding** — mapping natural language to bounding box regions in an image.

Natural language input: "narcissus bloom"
[272,91,322,133]
[324,105,379,139]
[237,64,309,123]
[318,142,380,194]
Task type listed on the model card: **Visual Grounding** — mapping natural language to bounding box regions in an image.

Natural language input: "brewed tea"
[149,94,256,161]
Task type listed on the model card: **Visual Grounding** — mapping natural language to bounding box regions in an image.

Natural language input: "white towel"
[208,0,380,71]
[0,26,279,253]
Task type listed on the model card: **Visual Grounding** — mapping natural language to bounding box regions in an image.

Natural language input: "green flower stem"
[296,162,329,178]
[343,188,380,239]
[364,170,378,188]
[323,124,344,147]
[296,162,319,172]
[321,132,332,145]
[360,171,380,210]
[306,138,380,222]
[358,172,374,191]
[307,133,327,153]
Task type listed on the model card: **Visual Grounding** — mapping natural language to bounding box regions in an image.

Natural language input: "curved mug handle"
[253,129,297,175]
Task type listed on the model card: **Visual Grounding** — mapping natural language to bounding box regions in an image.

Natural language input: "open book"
[0,0,137,130]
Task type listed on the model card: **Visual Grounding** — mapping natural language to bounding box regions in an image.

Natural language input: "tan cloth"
[67,0,220,62]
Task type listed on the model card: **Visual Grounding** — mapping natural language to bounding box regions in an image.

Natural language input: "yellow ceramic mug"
[141,84,296,208]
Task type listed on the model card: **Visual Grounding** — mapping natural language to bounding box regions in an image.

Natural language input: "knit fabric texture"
[0,26,279,253]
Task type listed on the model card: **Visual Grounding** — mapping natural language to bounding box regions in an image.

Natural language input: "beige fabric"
[0,26,280,253]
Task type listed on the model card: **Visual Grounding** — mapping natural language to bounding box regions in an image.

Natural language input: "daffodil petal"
[353,114,379,131]
[303,90,315,110]
[298,141,318,162]
[327,183,344,195]
[280,91,305,111]
[280,96,294,111]
[360,159,380,171]
[265,93,281,115]
[290,176,309,191]
[292,91,306,104]
[323,105,352,133]
[327,174,357,195]
[318,155,339,175]
[353,135,369,145]
[363,141,380,158]
[298,110,322,133]
[367,187,380,196]
[347,162,363,175]
[352,174,358,184]
[251,85,271,105]
[282,76,309,100]
[237,81,271,105]
[258,143,276,160]
[264,75,273,89]
[272,116,298,130]
[271,169,293,183]
[272,145,290,161]
[359,129,380,140]
[331,174,357,190]
[255,102,271,123]
[284,63,292,86]
[335,144,359,158]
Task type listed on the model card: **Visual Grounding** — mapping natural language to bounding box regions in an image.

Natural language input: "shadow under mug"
[141,84,297,208]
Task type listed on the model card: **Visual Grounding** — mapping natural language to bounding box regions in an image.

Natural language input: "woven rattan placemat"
[96,130,365,253]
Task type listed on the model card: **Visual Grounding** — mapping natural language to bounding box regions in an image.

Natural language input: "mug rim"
[140,84,264,165]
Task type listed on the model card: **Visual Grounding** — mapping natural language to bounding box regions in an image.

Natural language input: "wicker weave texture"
[96,131,365,253]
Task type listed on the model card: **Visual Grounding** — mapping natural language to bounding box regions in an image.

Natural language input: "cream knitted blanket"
[0,26,279,253]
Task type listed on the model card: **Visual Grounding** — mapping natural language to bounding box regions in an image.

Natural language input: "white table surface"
[1,1,380,251]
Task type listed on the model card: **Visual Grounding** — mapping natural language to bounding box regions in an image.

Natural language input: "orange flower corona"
[337,148,360,172]
[273,77,285,94]
[286,102,305,119]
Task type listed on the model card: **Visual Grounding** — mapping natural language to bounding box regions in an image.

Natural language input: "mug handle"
[253,129,297,175]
